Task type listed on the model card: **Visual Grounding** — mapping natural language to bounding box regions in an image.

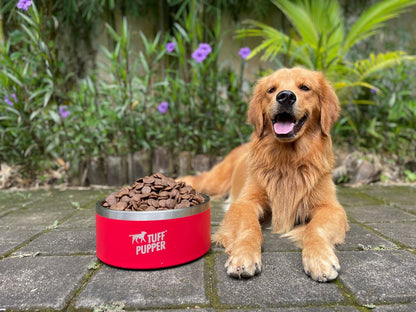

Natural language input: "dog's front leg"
[212,184,267,278]
[301,201,348,282]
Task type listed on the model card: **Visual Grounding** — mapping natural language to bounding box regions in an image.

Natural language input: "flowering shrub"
[0,0,255,181]
[16,0,31,10]
[0,2,75,176]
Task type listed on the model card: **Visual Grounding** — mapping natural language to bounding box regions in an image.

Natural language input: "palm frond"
[343,0,416,53]
[237,19,314,67]
[271,0,344,70]
[354,51,416,81]
[270,0,318,46]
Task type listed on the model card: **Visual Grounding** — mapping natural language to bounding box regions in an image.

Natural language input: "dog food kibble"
[102,173,205,211]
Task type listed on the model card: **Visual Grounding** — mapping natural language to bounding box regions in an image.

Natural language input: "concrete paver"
[75,258,207,309]
[0,255,94,310]
[339,250,416,305]
[0,185,415,311]
[214,253,346,307]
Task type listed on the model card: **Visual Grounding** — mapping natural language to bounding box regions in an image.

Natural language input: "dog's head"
[248,67,339,142]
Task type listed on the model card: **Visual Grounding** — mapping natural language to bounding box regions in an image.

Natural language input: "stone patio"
[0,185,415,311]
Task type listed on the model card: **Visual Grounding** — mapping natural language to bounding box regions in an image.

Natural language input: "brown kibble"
[139,204,148,211]
[121,195,130,203]
[131,194,141,202]
[111,201,127,211]
[142,185,151,194]
[132,200,139,210]
[166,198,176,209]
[117,187,130,197]
[104,173,205,212]
[171,189,179,198]
[105,194,117,206]
[159,191,170,198]
[176,200,191,209]
[143,176,155,184]
[148,199,159,208]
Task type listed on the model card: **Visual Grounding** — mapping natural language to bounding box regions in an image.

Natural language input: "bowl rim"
[96,194,210,221]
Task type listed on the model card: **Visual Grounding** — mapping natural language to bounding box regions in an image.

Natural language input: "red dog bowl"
[96,195,211,269]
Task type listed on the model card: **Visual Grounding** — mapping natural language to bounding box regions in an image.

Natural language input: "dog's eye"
[267,87,276,94]
[299,84,310,91]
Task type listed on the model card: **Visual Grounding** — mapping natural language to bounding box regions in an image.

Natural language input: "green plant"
[0,0,255,182]
[339,63,416,156]
[404,170,416,182]
[237,0,416,105]
[0,3,72,176]
[155,0,253,154]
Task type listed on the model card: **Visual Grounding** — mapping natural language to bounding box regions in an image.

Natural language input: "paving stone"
[60,206,96,228]
[215,253,346,307]
[133,309,212,312]
[260,228,300,252]
[75,258,208,309]
[0,186,415,311]
[366,222,416,248]
[223,307,358,312]
[0,255,93,310]
[343,205,416,223]
[370,303,416,311]
[13,228,96,256]
[339,250,416,305]
[360,186,416,212]
[0,227,42,257]
[339,223,398,251]
[210,200,227,225]
[0,206,74,229]
[211,226,300,252]
[0,190,49,216]
[337,187,383,207]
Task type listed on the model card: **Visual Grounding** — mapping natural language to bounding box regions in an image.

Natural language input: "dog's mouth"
[272,112,308,139]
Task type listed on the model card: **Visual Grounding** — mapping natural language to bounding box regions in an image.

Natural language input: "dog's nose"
[276,90,296,106]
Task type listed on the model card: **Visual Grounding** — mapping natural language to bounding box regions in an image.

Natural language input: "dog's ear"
[318,74,340,137]
[247,78,266,137]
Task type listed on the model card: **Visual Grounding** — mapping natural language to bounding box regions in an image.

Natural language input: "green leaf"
[49,110,61,123]
[343,0,416,53]
[105,22,121,42]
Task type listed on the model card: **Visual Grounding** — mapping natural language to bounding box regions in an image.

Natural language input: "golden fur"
[180,67,349,282]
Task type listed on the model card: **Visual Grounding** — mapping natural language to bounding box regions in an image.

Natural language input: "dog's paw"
[302,245,340,282]
[224,248,262,279]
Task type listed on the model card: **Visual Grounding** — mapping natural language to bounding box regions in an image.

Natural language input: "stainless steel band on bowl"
[96,194,210,221]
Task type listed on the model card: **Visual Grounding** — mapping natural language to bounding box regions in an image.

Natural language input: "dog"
[180,67,349,282]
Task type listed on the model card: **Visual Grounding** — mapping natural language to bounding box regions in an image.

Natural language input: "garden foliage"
[0,0,415,181]
[0,0,252,178]
[237,0,416,158]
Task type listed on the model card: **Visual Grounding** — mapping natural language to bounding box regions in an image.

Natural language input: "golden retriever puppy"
[180,67,349,282]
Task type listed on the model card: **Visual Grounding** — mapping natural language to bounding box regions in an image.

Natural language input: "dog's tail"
[178,143,250,198]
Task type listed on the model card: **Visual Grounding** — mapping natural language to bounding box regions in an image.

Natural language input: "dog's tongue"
[274,121,294,135]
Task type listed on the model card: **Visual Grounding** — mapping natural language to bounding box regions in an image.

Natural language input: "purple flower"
[191,43,212,63]
[4,94,17,106]
[370,88,378,94]
[238,47,251,60]
[59,105,70,118]
[158,101,169,114]
[192,49,208,63]
[166,42,175,53]
[17,0,32,11]
[198,43,212,54]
